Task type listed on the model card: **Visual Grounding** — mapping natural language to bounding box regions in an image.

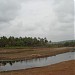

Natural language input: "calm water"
[0,52,75,71]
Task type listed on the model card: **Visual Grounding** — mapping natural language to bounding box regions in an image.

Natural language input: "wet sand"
[0,60,75,75]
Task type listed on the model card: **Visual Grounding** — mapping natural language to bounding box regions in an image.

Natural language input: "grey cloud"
[0,0,21,23]
[53,0,74,23]
[50,0,74,41]
[0,0,74,41]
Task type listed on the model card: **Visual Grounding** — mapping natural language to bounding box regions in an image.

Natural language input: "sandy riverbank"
[0,60,75,75]
[0,47,74,61]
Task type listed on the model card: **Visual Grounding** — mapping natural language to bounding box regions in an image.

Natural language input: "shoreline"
[0,47,74,61]
[0,60,75,75]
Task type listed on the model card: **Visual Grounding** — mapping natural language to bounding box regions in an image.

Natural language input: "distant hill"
[51,40,75,44]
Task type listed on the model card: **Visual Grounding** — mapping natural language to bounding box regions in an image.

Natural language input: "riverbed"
[0,52,75,72]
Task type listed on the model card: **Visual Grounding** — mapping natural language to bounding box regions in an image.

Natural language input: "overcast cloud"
[0,0,74,41]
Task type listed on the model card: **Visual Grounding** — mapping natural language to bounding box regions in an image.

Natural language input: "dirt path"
[0,60,75,75]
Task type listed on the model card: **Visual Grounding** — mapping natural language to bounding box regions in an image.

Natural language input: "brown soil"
[0,47,74,60]
[0,60,75,75]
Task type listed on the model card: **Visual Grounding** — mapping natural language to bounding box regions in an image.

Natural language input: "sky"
[0,0,74,42]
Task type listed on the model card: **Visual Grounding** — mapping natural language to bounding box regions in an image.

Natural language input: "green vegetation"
[50,40,75,47]
[0,36,49,47]
[0,36,75,47]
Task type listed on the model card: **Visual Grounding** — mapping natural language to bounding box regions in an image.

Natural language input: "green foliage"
[0,36,49,47]
[0,36,74,47]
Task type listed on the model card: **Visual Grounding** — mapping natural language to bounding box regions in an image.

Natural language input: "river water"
[0,52,75,71]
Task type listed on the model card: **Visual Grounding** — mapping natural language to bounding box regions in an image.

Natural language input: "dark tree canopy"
[0,36,49,47]
[0,36,75,47]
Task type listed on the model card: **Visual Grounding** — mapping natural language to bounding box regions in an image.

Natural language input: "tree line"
[0,36,75,47]
[0,36,50,47]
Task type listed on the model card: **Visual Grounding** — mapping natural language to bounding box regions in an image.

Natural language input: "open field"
[0,60,75,75]
[0,47,74,60]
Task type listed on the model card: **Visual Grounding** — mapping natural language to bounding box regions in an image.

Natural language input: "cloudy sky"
[0,0,74,42]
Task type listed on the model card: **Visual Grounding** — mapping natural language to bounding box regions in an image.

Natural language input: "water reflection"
[0,52,75,72]
[0,61,15,66]
[1,60,27,66]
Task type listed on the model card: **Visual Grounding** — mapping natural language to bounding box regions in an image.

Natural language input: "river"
[0,52,75,71]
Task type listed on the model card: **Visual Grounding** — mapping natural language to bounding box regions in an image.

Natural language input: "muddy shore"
[0,47,74,61]
[0,60,75,75]
[0,47,75,75]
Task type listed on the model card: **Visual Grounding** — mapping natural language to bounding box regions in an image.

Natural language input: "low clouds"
[0,0,74,41]
[0,0,21,23]
[52,0,74,41]
[54,0,74,26]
